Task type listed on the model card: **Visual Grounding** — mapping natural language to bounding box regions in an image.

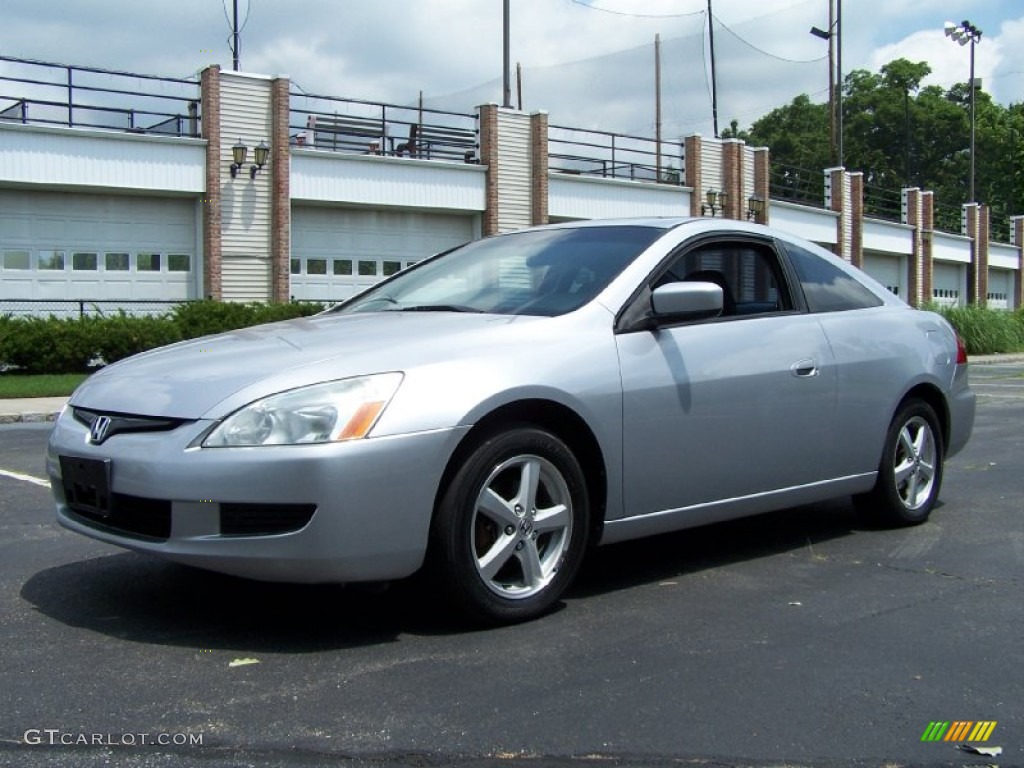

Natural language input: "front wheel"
[855,400,944,526]
[430,426,590,624]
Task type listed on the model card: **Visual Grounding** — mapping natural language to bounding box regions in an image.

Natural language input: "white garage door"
[0,189,199,303]
[862,252,904,299]
[290,206,476,302]
[987,268,1012,310]
[932,262,965,307]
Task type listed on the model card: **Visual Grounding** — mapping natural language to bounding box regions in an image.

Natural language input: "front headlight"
[202,372,403,447]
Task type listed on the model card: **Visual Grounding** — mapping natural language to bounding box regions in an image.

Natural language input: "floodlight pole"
[945,20,982,203]
[969,34,977,203]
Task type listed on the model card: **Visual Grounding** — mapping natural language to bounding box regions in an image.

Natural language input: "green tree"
[734,57,1024,234]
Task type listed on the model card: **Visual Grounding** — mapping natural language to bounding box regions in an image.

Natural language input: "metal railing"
[290,90,478,163]
[0,55,201,137]
[863,184,903,222]
[933,202,962,236]
[988,207,1012,244]
[548,125,684,185]
[769,163,824,207]
[0,299,193,318]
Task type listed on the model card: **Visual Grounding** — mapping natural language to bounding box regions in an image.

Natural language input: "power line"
[565,0,703,19]
[711,13,827,64]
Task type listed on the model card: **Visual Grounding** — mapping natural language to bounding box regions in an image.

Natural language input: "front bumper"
[47,408,469,583]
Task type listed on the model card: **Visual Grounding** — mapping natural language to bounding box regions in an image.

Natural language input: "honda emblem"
[89,415,113,444]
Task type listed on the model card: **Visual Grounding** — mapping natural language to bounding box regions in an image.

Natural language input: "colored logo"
[921,721,997,742]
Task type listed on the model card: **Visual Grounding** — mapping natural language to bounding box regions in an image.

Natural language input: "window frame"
[615,232,800,333]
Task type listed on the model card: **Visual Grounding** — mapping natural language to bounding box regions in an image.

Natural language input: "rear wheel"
[856,400,943,526]
[430,426,590,624]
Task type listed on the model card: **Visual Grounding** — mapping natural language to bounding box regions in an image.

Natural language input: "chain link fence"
[0,299,192,318]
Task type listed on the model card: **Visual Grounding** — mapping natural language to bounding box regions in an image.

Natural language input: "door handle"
[791,358,819,378]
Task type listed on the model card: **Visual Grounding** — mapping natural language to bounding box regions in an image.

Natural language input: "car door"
[614,235,839,519]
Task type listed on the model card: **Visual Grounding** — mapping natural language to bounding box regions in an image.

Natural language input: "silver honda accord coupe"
[47,217,975,623]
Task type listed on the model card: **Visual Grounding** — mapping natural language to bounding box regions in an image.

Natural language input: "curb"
[0,411,61,425]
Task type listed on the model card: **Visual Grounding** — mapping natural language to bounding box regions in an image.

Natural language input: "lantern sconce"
[701,189,727,217]
[746,195,766,221]
[230,139,270,179]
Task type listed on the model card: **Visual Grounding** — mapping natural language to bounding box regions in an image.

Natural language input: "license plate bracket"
[59,455,112,517]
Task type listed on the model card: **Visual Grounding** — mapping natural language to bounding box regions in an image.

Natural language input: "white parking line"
[0,468,50,488]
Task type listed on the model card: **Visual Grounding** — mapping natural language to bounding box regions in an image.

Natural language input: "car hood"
[70,312,544,420]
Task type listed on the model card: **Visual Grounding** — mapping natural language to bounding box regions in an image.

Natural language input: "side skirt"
[599,473,877,545]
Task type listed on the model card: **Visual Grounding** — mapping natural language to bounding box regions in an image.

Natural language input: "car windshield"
[331,225,663,317]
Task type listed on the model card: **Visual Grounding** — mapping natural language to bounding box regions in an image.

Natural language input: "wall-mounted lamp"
[701,189,727,217]
[746,195,766,221]
[230,139,270,179]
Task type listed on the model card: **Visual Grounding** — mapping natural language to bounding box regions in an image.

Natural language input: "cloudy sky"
[2,0,1022,138]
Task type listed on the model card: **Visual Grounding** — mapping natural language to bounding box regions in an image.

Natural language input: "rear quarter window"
[783,241,883,313]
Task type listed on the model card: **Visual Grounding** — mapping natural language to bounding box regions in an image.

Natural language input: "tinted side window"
[783,242,883,313]
[657,241,788,317]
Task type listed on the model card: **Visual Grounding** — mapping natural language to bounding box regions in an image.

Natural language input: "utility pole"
[655,34,662,177]
[837,0,843,166]
[707,0,719,138]
[810,0,838,165]
[503,0,512,108]
[232,0,240,71]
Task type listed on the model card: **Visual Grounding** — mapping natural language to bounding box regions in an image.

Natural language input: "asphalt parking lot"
[0,364,1021,768]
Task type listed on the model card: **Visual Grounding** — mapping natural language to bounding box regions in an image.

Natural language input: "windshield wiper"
[393,304,485,313]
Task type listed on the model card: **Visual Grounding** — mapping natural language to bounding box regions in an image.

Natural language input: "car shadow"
[570,497,866,598]
[21,497,874,650]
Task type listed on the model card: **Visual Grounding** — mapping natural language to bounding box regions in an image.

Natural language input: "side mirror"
[651,282,723,322]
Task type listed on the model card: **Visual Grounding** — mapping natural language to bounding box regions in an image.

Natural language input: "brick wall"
[849,172,863,268]
[905,188,921,306]
[478,104,500,236]
[270,76,291,302]
[1014,217,1024,310]
[200,66,222,300]
[922,191,934,304]
[752,147,769,225]
[684,135,702,218]
[530,111,548,226]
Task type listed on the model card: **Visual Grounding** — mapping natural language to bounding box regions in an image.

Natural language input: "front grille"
[67,493,172,540]
[73,408,188,445]
[220,503,317,536]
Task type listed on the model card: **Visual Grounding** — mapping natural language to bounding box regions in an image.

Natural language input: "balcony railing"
[0,55,201,137]
[290,91,478,163]
[863,183,903,222]
[548,125,684,185]
[769,163,825,208]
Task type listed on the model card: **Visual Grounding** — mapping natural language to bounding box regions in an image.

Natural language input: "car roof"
[529,217,694,231]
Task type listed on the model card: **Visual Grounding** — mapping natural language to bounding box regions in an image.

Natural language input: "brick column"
[684,135,702,218]
[722,139,743,220]
[752,147,769,225]
[270,76,291,302]
[826,168,846,261]
[530,111,549,226]
[200,66,222,300]
[922,191,935,304]
[904,188,922,306]
[1012,216,1024,310]
[850,172,864,268]
[979,205,990,306]
[478,104,500,236]
[964,203,988,305]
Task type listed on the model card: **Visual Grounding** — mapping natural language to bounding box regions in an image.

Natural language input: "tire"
[855,400,944,526]
[430,426,590,624]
